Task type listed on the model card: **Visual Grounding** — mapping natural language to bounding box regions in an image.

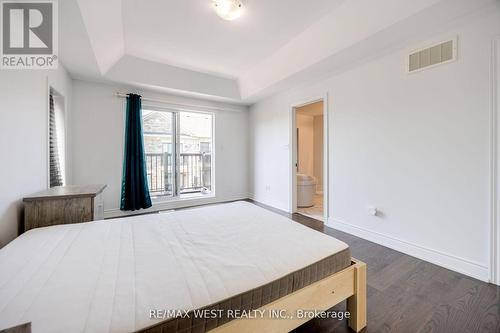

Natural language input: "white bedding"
[0,201,348,333]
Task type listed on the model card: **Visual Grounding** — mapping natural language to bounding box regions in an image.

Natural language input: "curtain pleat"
[120,94,152,211]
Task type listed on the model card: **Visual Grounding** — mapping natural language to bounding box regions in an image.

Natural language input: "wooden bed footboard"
[1,260,366,333]
[347,259,367,332]
[212,258,367,333]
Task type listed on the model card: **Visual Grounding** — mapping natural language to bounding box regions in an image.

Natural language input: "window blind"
[49,93,63,187]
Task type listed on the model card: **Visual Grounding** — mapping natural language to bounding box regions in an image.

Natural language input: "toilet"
[297,174,317,207]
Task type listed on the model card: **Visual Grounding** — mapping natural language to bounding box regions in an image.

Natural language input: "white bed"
[0,201,350,333]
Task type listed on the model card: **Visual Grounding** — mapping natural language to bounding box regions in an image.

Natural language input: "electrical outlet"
[368,206,378,216]
[265,185,271,191]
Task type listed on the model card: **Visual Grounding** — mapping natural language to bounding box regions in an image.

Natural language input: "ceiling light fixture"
[212,0,244,21]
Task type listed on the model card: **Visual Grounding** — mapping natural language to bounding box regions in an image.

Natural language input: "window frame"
[142,103,216,203]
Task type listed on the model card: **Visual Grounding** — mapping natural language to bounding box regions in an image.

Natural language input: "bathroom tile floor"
[297,194,324,221]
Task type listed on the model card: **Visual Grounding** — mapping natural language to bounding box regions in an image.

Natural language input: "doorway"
[292,99,327,222]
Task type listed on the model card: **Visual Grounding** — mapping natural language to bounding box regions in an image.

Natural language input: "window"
[143,109,213,199]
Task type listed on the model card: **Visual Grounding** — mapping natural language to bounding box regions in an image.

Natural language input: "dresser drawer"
[24,197,93,231]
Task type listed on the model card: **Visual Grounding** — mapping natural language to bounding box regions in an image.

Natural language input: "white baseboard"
[327,218,490,282]
[248,193,290,213]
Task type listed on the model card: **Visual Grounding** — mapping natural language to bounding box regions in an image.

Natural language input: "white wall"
[71,80,248,217]
[495,37,500,286]
[313,115,324,193]
[249,10,500,281]
[0,66,72,247]
[296,114,314,177]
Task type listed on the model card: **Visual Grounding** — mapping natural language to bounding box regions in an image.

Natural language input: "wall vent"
[408,39,456,73]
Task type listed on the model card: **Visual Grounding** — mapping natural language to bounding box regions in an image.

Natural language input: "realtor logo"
[1,0,58,69]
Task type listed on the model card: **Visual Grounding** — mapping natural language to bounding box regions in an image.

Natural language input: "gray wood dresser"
[23,184,106,232]
[0,323,31,333]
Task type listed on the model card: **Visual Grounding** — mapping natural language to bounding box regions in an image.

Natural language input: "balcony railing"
[145,152,211,196]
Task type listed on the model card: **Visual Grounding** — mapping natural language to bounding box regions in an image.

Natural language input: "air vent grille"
[408,40,455,72]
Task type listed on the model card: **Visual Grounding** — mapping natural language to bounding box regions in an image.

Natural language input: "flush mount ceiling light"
[212,0,244,21]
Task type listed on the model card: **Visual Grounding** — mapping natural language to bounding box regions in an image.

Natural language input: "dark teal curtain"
[120,94,152,211]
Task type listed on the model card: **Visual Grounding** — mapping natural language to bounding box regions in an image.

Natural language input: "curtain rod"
[115,92,243,113]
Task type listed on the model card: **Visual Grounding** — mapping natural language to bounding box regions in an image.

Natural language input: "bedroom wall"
[249,9,500,281]
[0,66,73,248]
[70,80,249,217]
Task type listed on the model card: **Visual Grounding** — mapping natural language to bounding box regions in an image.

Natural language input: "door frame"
[289,93,329,221]
[491,37,500,286]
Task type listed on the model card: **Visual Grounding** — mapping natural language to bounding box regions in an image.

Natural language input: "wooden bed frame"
[1,260,366,333]
[212,258,367,333]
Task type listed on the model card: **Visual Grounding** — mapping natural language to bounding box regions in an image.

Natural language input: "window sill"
[151,192,215,204]
[102,192,216,219]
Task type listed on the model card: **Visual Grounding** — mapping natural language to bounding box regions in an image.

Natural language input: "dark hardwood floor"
[248,200,500,333]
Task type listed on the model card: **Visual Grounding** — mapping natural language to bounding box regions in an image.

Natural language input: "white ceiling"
[122,0,345,78]
[60,0,497,104]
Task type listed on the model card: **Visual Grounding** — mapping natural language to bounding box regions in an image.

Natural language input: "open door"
[291,99,327,223]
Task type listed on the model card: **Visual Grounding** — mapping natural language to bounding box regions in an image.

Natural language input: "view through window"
[143,109,213,198]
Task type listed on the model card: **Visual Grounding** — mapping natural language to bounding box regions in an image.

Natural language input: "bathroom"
[295,101,324,221]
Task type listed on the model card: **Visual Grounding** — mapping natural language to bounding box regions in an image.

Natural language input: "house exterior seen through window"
[143,109,213,198]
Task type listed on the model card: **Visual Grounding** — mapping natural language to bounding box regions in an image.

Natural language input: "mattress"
[0,201,350,333]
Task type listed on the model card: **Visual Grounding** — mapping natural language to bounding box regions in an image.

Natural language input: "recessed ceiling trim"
[105,55,241,101]
[77,0,125,74]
